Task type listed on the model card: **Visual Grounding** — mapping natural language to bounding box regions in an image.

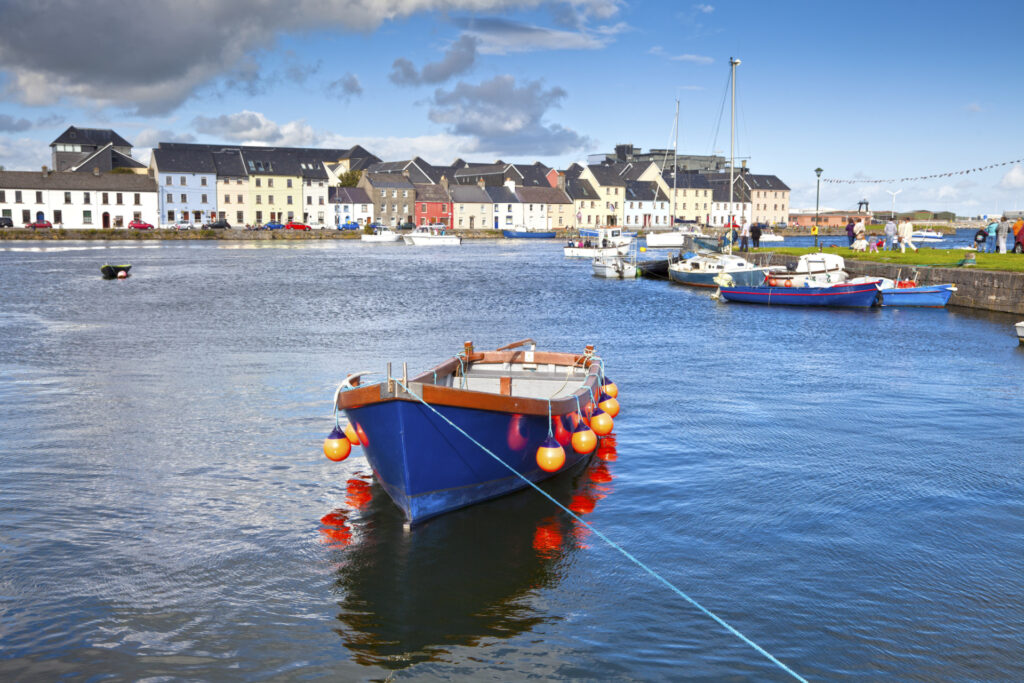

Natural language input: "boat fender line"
[333,371,374,425]
[390,383,807,683]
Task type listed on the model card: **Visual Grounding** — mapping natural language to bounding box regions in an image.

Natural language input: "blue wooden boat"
[502,229,556,239]
[334,340,607,525]
[878,281,956,307]
[719,281,881,307]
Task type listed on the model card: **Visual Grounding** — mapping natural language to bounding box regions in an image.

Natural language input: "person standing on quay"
[740,217,751,252]
[997,215,1011,253]
[751,221,762,249]
[897,218,918,253]
[884,218,897,251]
[846,219,856,246]
[985,219,999,253]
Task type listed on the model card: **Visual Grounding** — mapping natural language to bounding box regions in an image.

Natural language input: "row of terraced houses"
[0,126,790,230]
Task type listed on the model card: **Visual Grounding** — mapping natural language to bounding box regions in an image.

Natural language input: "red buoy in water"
[117,270,127,279]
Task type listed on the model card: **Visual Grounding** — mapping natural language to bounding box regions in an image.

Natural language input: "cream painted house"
[450,184,493,230]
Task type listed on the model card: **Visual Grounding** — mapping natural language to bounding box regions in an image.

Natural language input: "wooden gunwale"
[335,350,600,416]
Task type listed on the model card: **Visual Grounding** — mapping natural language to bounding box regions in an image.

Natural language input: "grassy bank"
[759,246,1024,273]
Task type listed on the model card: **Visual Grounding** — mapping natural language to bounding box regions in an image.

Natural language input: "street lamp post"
[814,167,823,249]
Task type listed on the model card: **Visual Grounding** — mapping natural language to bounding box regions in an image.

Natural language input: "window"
[166,210,173,222]
[134,193,140,205]
[256,196,262,205]
[256,178,262,187]
[200,194,207,204]
[15,191,22,203]
[102,193,109,204]
[180,176,186,185]
[54,210,62,224]
[180,194,186,203]
[306,196,312,205]
[201,177,207,186]
[402,190,408,198]
[237,179,242,185]
[133,211,141,220]
[237,195,243,203]
[166,176,172,184]
[441,204,446,212]
[317,211,323,223]
[391,189,397,198]
[380,189,386,197]
[287,179,292,188]
[361,204,367,212]
[268,195,274,204]
[318,197,324,205]
[236,211,243,223]
[115,193,122,205]
[248,161,256,171]
[36,191,43,203]
[402,204,408,214]
[287,196,292,205]
[22,209,30,223]
[268,178,274,187]
[167,194,173,203]
[256,211,263,222]
[421,203,427,212]
[392,203,397,212]
[225,194,231,204]
[64,192,72,204]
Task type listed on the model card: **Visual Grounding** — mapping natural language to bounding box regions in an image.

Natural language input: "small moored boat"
[503,227,556,239]
[405,225,461,246]
[332,340,615,524]
[667,252,770,288]
[100,264,131,279]
[847,277,957,307]
[1015,321,1024,345]
[718,280,881,307]
[361,227,402,242]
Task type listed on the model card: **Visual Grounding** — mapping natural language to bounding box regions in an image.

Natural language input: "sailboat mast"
[672,98,678,227]
[728,57,740,255]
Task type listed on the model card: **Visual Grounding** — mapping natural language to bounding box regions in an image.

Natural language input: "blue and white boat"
[667,252,770,288]
[850,277,957,307]
[334,340,608,525]
[718,280,881,307]
[503,227,556,239]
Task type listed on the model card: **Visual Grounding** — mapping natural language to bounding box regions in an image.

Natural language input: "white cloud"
[965,103,982,112]
[649,46,713,64]
[694,3,714,12]
[0,136,49,171]
[999,164,1024,189]
[457,16,626,54]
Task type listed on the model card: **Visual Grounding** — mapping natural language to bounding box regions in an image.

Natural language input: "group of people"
[717,218,763,252]
[849,218,917,253]
[974,216,1023,253]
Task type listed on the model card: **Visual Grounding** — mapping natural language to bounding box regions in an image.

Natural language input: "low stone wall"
[845,260,1024,314]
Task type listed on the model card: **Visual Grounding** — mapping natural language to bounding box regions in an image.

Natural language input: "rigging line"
[709,67,731,156]
[394,379,808,683]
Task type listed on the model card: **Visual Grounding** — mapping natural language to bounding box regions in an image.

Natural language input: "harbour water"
[1,239,1022,680]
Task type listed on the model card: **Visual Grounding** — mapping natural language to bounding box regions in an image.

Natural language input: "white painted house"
[623,180,671,229]
[328,187,374,226]
[0,168,158,229]
[708,185,752,227]
[484,184,520,230]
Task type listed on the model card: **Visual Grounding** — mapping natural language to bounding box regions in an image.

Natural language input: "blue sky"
[1,0,1022,216]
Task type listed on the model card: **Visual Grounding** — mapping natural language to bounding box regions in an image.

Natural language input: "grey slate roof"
[154,142,376,179]
[363,172,413,189]
[152,147,218,174]
[68,145,145,173]
[745,174,790,191]
[509,163,552,187]
[367,157,436,184]
[51,126,132,148]
[0,170,157,191]
[413,184,450,202]
[212,150,247,177]
[515,186,571,204]
[625,180,668,202]
[565,178,599,201]
[449,185,491,203]
[484,186,518,203]
[328,187,371,203]
[587,163,630,187]
[662,171,712,189]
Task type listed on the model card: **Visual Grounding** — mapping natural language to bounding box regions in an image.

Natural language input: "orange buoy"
[598,391,620,418]
[571,421,597,454]
[768,277,778,287]
[117,270,128,279]
[323,426,352,462]
[784,279,793,288]
[344,422,360,446]
[589,406,614,436]
[602,376,618,399]
[536,435,566,472]
[355,422,369,446]
[552,414,572,447]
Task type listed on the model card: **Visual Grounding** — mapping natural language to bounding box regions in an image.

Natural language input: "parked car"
[202,220,231,229]
[0,217,13,228]
[128,219,153,230]
[263,221,284,230]
[1014,228,1024,253]
[400,221,415,230]
[285,221,311,231]
[170,222,193,230]
[27,219,52,229]
[338,221,360,230]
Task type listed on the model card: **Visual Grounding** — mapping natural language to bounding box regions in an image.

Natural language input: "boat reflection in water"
[320,440,619,669]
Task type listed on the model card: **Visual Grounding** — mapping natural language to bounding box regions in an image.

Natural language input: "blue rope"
[395,379,806,682]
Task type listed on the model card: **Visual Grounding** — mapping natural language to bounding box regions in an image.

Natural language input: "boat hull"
[361,232,402,242]
[502,230,556,239]
[644,231,706,248]
[719,282,880,307]
[100,264,131,279]
[879,284,955,307]
[1016,321,1024,345]
[564,244,630,258]
[592,258,638,278]
[668,266,768,288]
[343,401,591,524]
[408,235,461,246]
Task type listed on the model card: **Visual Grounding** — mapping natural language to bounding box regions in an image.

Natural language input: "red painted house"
[413,181,452,226]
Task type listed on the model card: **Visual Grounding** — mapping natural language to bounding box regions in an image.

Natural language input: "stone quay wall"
[845,260,1024,315]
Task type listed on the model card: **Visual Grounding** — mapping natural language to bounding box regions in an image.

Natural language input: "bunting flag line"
[822,158,1024,184]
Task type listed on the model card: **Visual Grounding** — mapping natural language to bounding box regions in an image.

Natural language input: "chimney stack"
[556,172,566,191]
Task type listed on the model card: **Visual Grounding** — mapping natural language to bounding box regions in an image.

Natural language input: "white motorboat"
[592,242,639,279]
[912,228,944,242]
[645,227,709,248]
[405,225,461,246]
[564,243,630,259]
[758,230,784,243]
[361,227,402,242]
[667,252,771,288]
[768,252,847,286]
[1016,321,1024,345]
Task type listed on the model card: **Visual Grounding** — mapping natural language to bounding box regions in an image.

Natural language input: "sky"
[1,0,1022,217]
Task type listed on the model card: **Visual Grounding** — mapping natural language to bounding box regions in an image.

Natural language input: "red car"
[27,220,52,229]
[285,221,311,231]
[128,220,153,230]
